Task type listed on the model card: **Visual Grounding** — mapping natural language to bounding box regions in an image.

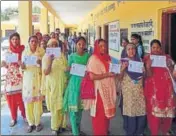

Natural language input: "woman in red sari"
[1,32,26,127]
[144,39,176,135]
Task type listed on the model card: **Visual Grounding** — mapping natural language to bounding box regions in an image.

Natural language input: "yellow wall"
[59,21,65,33]
[78,1,176,59]
[1,23,16,37]
[34,24,40,30]
[1,23,42,38]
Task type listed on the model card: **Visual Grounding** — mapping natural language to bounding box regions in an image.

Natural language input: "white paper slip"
[46,47,61,58]
[109,63,121,74]
[70,63,86,77]
[5,53,18,63]
[23,55,38,66]
[128,60,144,73]
[150,55,166,68]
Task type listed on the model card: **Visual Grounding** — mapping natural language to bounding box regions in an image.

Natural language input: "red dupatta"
[93,40,111,72]
[9,41,25,61]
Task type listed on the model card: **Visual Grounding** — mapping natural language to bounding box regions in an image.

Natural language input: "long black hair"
[150,39,161,47]
[131,34,145,58]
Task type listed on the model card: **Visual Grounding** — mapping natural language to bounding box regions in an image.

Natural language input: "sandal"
[36,124,43,132]
[9,120,17,127]
[52,130,58,135]
[58,127,66,133]
[27,125,34,133]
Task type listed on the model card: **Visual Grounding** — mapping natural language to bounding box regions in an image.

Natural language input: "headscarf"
[93,39,111,72]
[47,38,59,47]
[124,44,143,80]
[9,41,25,61]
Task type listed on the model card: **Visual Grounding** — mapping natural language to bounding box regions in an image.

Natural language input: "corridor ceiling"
[47,1,102,25]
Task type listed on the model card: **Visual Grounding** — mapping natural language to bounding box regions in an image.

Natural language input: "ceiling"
[47,1,102,25]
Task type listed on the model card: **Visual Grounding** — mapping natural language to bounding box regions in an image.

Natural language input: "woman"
[119,38,129,123]
[35,32,43,46]
[21,35,45,133]
[63,37,90,135]
[131,34,144,59]
[84,39,117,135]
[42,34,50,43]
[144,39,176,135]
[120,43,146,135]
[1,32,26,127]
[40,39,47,51]
[121,38,129,58]
[41,38,67,135]
[50,32,56,39]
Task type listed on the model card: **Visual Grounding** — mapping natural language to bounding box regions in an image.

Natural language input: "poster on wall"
[131,19,154,53]
[108,21,120,51]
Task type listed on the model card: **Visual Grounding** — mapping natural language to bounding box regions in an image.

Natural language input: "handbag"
[80,72,95,99]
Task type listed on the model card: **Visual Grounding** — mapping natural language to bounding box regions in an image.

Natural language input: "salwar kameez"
[5,63,26,121]
[121,73,146,135]
[84,55,117,136]
[22,47,45,126]
[25,101,43,126]
[63,52,90,135]
[6,93,26,121]
[41,53,67,131]
[144,55,176,135]
[92,92,110,135]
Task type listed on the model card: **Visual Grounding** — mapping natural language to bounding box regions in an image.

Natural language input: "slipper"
[9,120,17,127]
[36,124,43,132]
[52,130,58,135]
[27,125,34,133]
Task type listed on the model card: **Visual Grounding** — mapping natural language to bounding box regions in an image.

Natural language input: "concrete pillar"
[40,8,48,34]
[18,1,32,45]
[55,18,59,29]
[50,14,55,32]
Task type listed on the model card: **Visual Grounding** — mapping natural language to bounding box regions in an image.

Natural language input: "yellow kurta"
[22,46,45,126]
[41,53,67,130]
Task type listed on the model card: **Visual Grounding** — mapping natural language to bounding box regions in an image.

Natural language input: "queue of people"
[1,30,176,136]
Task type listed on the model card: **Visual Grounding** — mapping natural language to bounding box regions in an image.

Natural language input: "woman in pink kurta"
[83,39,117,135]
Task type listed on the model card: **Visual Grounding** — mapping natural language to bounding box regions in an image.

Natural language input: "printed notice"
[46,47,61,58]
[5,53,18,63]
[128,60,144,73]
[109,63,121,74]
[23,55,38,66]
[70,63,86,77]
[150,55,166,68]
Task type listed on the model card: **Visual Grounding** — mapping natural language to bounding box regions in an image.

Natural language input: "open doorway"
[161,9,176,62]
[171,13,176,62]
[98,26,102,39]
[104,25,109,54]
[65,28,70,39]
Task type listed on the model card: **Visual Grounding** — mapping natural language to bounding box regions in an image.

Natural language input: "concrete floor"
[1,104,176,135]
[1,104,124,135]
